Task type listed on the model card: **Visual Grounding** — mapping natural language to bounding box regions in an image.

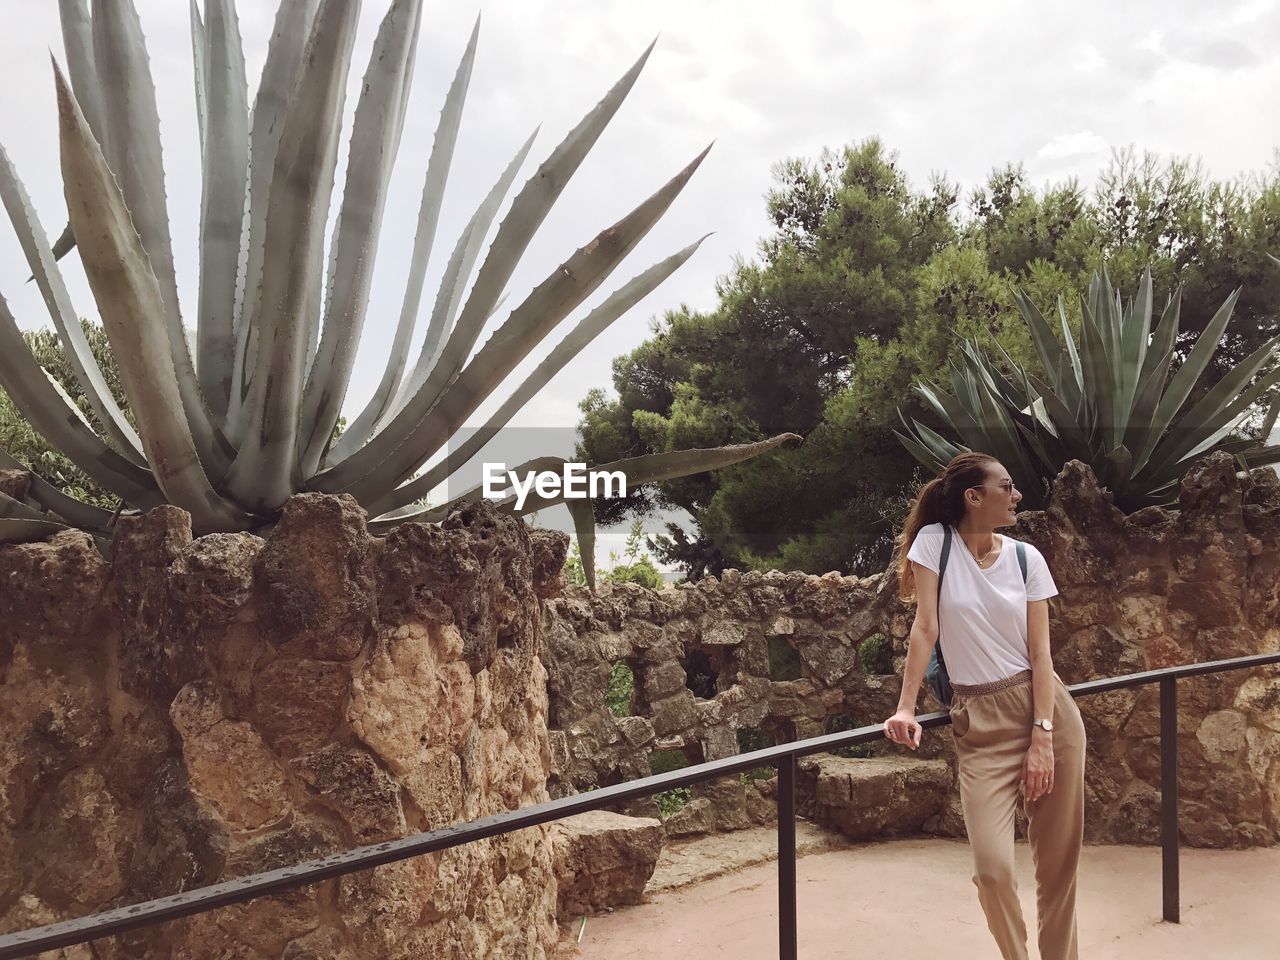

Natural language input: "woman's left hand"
[1022,732,1054,802]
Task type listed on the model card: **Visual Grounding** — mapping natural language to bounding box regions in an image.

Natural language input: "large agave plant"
[0,0,798,582]
[896,267,1280,510]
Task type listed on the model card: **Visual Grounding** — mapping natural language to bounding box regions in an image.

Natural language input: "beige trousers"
[949,672,1087,960]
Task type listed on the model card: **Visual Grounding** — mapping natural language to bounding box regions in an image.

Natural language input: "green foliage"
[826,714,874,759]
[648,748,692,818]
[766,636,803,681]
[604,662,634,718]
[603,519,666,588]
[563,539,591,587]
[897,269,1280,510]
[576,142,1280,578]
[857,633,892,675]
[566,518,667,589]
[0,320,127,509]
[735,726,776,783]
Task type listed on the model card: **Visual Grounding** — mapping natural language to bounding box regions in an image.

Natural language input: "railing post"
[1160,676,1179,923]
[778,754,797,960]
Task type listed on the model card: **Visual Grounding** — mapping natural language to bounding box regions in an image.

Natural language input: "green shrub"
[826,714,873,759]
[604,662,634,718]
[604,556,665,589]
[736,727,775,783]
[858,632,893,674]
[767,636,802,681]
[648,748,692,819]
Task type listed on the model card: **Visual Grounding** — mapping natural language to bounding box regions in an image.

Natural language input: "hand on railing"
[883,709,923,750]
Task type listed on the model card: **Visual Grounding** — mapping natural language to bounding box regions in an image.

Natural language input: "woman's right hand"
[883,709,923,750]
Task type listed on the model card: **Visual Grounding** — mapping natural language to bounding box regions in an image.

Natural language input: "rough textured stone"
[291,745,406,843]
[255,494,377,661]
[799,756,950,841]
[664,797,717,837]
[551,811,664,919]
[253,658,351,756]
[0,497,559,959]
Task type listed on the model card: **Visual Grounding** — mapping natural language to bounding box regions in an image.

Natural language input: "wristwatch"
[1032,718,1054,732]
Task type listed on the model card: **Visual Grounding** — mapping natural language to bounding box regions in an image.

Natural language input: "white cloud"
[1036,130,1109,162]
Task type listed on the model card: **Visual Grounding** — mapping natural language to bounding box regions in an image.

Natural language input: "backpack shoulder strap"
[939,525,952,590]
[1015,540,1027,583]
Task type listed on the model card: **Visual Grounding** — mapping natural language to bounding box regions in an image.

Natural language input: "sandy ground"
[563,835,1280,959]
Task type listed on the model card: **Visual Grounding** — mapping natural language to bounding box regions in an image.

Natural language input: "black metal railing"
[1,651,1278,959]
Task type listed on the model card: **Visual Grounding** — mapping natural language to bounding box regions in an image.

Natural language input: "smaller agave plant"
[896,267,1280,511]
[0,0,800,588]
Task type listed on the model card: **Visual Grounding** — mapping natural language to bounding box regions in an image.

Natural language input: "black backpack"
[925,526,1028,707]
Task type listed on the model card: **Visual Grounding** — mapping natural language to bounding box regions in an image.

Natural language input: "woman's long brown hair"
[897,452,999,600]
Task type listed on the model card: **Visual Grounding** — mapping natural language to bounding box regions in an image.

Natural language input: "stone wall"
[0,496,568,959]
[544,455,1280,848]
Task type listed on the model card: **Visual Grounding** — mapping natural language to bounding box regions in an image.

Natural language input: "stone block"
[551,810,663,920]
[291,745,406,843]
[701,725,738,762]
[663,797,716,838]
[798,755,949,841]
[649,691,697,738]
[701,620,748,646]
[615,716,656,749]
[641,660,687,701]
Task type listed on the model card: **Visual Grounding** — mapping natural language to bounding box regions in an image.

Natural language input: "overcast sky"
[0,1,1277,571]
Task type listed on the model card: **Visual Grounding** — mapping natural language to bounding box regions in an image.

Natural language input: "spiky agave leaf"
[0,448,117,529]
[379,236,712,514]
[227,0,320,433]
[194,0,250,418]
[296,0,424,476]
[345,143,714,516]
[0,516,69,545]
[369,435,801,591]
[0,291,162,509]
[55,62,255,531]
[309,40,659,496]
[2,8,792,553]
[223,0,360,511]
[91,0,231,476]
[898,269,1280,511]
[0,141,144,463]
[330,125,537,465]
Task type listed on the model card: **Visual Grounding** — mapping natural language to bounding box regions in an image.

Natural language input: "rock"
[693,778,752,831]
[400,746,464,830]
[349,623,476,770]
[1197,710,1248,764]
[0,494,560,959]
[701,620,748,646]
[551,811,663,920]
[255,494,377,661]
[799,756,950,841]
[291,745,406,843]
[31,769,130,910]
[641,660,687,701]
[663,797,716,838]
[253,658,351,756]
[648,691,698,737]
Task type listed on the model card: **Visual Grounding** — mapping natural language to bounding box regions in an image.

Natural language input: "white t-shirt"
[906,522,1058,685]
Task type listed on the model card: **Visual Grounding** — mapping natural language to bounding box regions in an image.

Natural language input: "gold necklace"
[968,536,997,566]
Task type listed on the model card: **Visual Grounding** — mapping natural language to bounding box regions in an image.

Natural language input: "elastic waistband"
[951,669,1033,697]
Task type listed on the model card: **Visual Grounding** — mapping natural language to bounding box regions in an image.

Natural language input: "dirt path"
[562,836,1280,959]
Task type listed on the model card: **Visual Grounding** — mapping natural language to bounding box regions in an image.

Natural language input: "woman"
[882,452,1086,960]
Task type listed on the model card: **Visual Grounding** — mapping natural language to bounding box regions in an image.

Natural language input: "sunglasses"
[969,481,1017,494]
